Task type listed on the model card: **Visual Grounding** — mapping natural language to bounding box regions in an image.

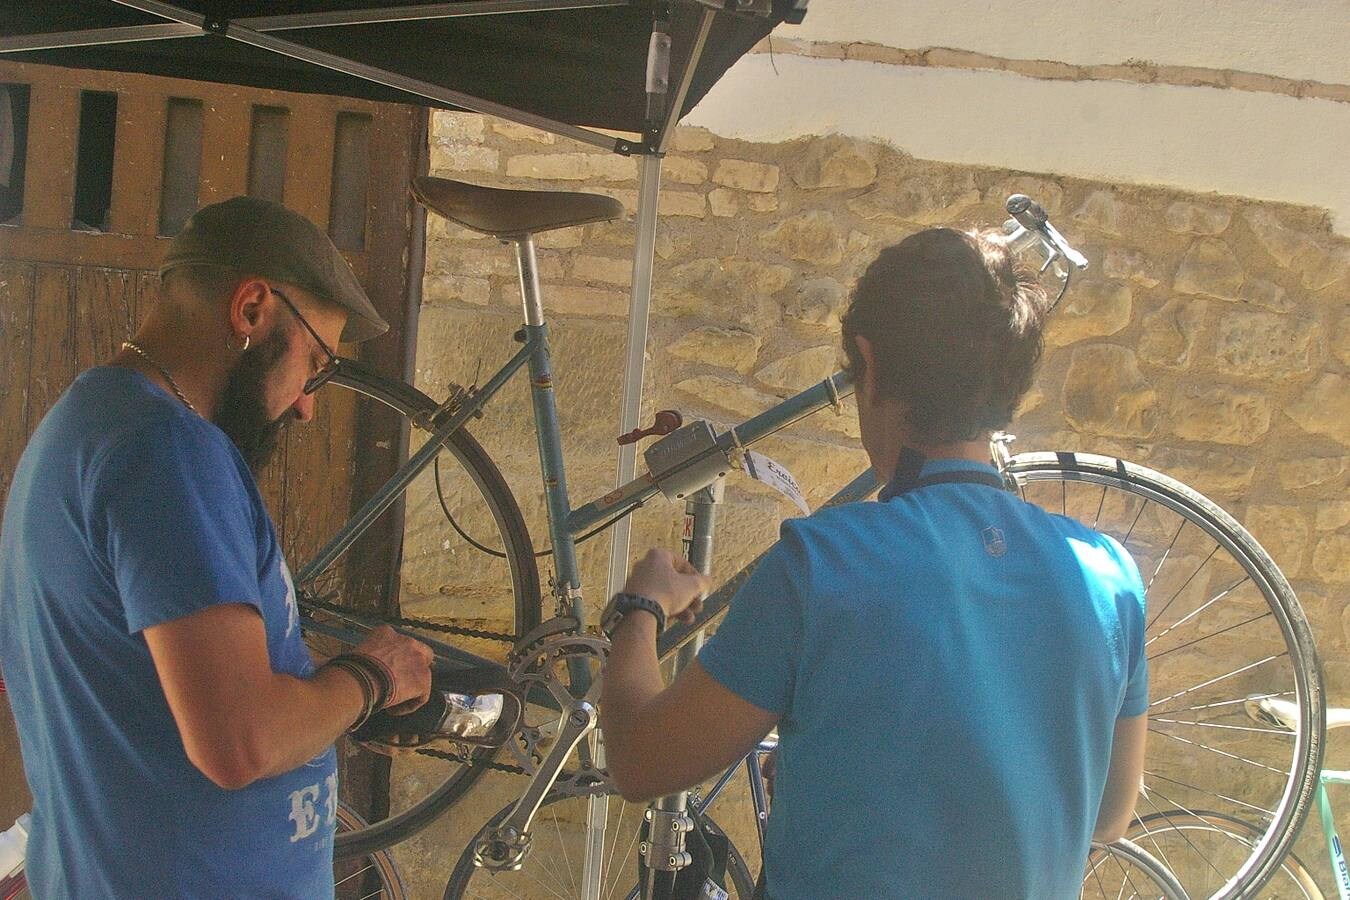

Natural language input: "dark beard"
[214,329,293,475]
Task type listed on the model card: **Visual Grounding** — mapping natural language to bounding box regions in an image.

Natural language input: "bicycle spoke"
[1120,497,1147,547]
[1133,791,1230,886]
[335,862,380,888]
[550,807,579,898]
[1148,654,1280,707]
[1145,519,1187,595]
[1146,574,1251,649]
[1150,726,1288,776]
[523,862,573,900]
[1143,769,1274,818]
[1149,717,1291,736]
[1147,612,1273,662]
[1091,483,1108,531]
[1150,691,1293,719]
[1144,545,1221,635]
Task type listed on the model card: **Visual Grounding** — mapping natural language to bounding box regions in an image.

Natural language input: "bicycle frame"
[1317,771,1349,900]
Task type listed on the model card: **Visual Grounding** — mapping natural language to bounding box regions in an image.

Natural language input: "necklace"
[121,341,197,413]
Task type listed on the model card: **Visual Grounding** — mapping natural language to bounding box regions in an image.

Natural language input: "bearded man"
[0,197,434,898]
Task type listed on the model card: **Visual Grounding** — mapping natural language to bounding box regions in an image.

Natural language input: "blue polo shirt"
[699,458,1147,900]
[0,367,337,898]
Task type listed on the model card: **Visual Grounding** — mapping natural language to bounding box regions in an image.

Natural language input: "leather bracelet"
[322,657,378,732]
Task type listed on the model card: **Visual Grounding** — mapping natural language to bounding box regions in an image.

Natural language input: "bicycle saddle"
[412,175,624,237]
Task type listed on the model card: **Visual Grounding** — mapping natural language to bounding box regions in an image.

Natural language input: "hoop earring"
[227,333,251,352]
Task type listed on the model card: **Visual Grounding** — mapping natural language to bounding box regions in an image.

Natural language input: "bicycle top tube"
[568,371,856,537]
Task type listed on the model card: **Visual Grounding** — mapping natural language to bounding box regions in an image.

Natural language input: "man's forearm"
[248,666,366,781]
[599,613,665,781]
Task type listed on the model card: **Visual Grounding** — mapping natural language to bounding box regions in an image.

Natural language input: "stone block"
[1045,280,1133,347]
[754,345,841,394]
[1161,65,1228,88]
[1102,248,1161,287]
[1214,311,1318,377]
[985,176,1064,215]
[789,136,878,190]
[1170,386,1272,444]
[748,193,779,213]
[1334,315,1350,367]
[1278,456,1347,490]
[1227,70,1296,95]
[1164,201,1232,235]
[536,228,585,249]
[1005,58,1081,80]
[490,120,555,143]
[1237,278,1295,313]
[505,152,638,182]
[1145,447,1255,493]
[659,190,707,218]
[1086,63,1154,83]
[422,273,490,307]
[1062,345,1159,438]
[666,326,762,373]
[431,111,485,143]
[1241,207,1347,290]
[1173,239,1245,301]
[1244,505,1310,576]
[429,143,499,174]
[657,258,792,325]
[892,174,982,225]
[783,277,848,333]
[1138,297,1206,369]
[708,188,739,218]
[712,159,780,193]
[847,43,921,65]
[1312,533,1350,583]
[758,211,845,266]
[571,255,631,286]
[669,127,715,153]
[923,47,1004,70]
[675,374,780,419]
[1071,190,1135,237]
[1302,244,1350,291]
[816,396,862,439]
[1316,501,1350,532]
[663,157,709,186]
[541,284,628,318]
[1286,374,1350,446]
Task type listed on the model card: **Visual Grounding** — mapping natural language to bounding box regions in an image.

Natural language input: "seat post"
[512,234,545,327]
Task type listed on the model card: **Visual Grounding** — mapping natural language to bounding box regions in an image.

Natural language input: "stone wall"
[397,111,1349,895]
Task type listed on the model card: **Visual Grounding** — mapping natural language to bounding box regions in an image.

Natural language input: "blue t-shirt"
[699,458,1147,900]
[0,367,338,899]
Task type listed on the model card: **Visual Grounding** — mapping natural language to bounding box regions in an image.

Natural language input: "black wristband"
[324,653,394,732]
[601,592,667,638]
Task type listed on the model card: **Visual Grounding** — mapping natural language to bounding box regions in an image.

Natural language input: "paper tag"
[743,450,810,516]
[702,879,730,900]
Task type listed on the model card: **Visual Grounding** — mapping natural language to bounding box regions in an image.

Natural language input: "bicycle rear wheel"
[1082,839,1189,900]
[297,364,542,857]
[443,790,756,900]
[335,803,408,900]
[1008,451,1324,900]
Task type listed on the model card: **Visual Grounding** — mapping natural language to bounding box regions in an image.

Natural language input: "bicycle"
[0,801,406,900]
[1108,697,1348,899]
[283,178,1324,900]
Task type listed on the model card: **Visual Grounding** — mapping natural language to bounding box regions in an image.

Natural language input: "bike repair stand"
[641,480,724,900]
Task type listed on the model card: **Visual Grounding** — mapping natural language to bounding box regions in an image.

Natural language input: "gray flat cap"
[159,196,389,343]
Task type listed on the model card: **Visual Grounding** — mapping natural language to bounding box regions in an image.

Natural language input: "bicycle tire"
[298,363,542,857]
[1125,810,1323,900]
[443,791,757,900]
[1083,838,1190,900]
[1007,451,1324,900]
[335,802,408,900]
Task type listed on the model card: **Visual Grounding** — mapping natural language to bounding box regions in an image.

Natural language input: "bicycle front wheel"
[335,802,407,900]
[1123,810,1323,899]
[443,791,756,900]
[1083,839,1189,900]
[297,363,542,857]
[1008,451,1324,900]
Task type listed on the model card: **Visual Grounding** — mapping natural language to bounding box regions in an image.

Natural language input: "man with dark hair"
[602,228,1148,899]
[0,197,435,897]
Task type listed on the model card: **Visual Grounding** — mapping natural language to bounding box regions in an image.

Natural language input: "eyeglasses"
[271,287,340,394]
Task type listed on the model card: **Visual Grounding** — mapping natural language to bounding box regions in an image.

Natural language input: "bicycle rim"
[335,803,408,900]
[1124,811,1323,899]
[1009,452,1325,899]
[443,791,756,900]
[1083,839,1189,900]
[298,366,542,857]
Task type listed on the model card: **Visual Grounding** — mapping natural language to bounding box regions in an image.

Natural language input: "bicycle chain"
[413,745,609,797]
[301,593,517,643]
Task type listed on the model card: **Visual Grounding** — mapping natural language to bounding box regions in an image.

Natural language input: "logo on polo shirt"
[981,526,1007,558]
